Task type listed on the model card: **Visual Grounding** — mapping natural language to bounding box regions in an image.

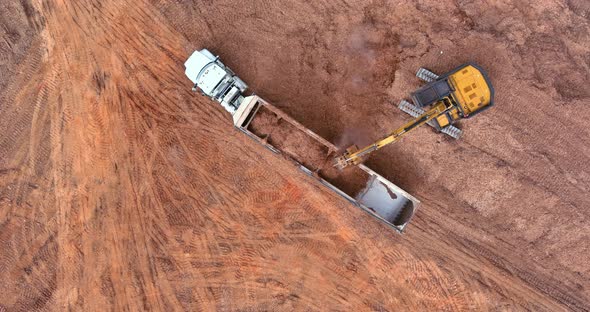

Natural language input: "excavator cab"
[411,63,494,130]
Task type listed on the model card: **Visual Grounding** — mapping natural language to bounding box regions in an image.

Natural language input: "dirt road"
[1,0,589,310]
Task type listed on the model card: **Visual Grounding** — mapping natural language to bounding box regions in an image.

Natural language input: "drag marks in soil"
[2,0,590,310]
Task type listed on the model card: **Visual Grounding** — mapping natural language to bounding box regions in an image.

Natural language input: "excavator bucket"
[333,145,360,170]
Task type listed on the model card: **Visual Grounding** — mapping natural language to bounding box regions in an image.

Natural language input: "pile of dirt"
[318,164,370,197]
[248,105,331,171]
[248,105,371,197]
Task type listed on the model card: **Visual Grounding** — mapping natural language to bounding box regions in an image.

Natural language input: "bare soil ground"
[1,0,589,310]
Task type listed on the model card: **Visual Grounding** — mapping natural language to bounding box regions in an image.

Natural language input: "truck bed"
[234,96,419,232]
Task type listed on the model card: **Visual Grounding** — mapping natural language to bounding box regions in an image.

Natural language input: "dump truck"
[184,49,419,233]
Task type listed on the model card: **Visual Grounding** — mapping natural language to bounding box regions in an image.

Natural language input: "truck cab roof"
[184,49,227,95]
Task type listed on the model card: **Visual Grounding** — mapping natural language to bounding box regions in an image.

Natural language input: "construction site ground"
[1,0,589,310]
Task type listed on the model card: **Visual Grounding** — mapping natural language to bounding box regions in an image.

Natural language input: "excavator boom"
[334,101,450,169]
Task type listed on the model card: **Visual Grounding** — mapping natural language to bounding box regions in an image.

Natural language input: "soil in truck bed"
[248,105,371,197]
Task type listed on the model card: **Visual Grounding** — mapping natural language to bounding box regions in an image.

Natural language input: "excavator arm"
[334,101,451,170]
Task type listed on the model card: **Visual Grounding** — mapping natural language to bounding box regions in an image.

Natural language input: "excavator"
[334,63,494,170]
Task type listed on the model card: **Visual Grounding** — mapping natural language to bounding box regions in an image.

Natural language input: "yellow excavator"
[334,63,494,169]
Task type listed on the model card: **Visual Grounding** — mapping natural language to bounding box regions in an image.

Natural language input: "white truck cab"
[184,49,248,114]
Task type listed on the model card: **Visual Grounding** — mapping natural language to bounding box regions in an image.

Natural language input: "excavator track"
[398,100,462,139]
[416,67,439,83]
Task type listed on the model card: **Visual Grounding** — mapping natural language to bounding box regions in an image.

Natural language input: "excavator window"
[412,79,452,107]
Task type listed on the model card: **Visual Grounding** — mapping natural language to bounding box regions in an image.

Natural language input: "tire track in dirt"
[1,0,589,310]
[410,192,587,311]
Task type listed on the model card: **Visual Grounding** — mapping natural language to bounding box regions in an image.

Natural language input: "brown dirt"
[248,105,331,171]
[1,0,590,311]
[248,105,370,197]
[319,164,371,197]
